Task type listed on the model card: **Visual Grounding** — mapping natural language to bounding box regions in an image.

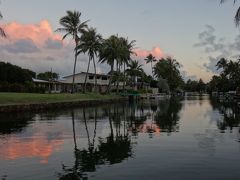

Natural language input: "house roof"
[63,72,110,78]
[32,78,50,83]
[32,78,64,84]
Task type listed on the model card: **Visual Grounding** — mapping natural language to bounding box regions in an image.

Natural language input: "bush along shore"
[0,93,127,112]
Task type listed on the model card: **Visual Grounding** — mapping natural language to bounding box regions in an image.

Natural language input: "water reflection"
[58,98,183,179]
[210,98,240,132]
[0,112,65,164]
[0,113,34,135]
[2,97,240,179]
[59,105,133,179]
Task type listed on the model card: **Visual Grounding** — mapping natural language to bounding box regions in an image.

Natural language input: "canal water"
[0,96,240,180]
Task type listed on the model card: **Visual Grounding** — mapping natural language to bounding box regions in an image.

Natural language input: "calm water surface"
[0,96,240,180]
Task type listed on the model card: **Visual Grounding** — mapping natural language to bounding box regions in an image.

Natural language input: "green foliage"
[153,57,184,91]
[150,80,158,88]
[208,58,240,92]
[158,78,170,93]
[0,61,35,84]
[37,71,59,81]
[0,82,46,93]
[184,78,206,92]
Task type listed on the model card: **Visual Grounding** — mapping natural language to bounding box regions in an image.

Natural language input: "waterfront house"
[32,78,62,93]
[60,72,111,93]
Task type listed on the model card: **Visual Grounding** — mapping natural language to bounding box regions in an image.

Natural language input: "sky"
[1,0,240,82]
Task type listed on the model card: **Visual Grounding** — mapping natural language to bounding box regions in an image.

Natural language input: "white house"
[60,72,111,93]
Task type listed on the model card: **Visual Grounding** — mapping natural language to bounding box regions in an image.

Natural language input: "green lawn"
[0,92,123,105]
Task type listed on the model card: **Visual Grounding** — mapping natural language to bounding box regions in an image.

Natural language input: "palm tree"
[126,60,143,90]
[144,53,156,77]
[77,27,102,93]
[99,35,120,92]
[99,36,136,92]
[0,11,6,38]
[220,0,240,26]
[153,57,183,91]
[118,37,136,91]
[56,10,88,93]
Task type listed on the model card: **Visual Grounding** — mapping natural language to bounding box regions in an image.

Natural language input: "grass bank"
[0,92,124,106]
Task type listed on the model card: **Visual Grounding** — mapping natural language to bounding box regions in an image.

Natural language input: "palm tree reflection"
[59,105,133,179]
[154,98,182,134]
[210,98,240,133]
[59,99,183,179]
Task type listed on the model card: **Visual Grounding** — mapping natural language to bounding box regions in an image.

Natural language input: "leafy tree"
[153,57,183,91]
[208,57,240,92]
[158,78,170,93]
[0,61,35,83]
[37,71,59,81]
[56,10,88,93]
[77,27,102,92]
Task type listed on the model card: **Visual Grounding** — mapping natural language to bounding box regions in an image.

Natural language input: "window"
[102,76,108,80]
[89,76,94,80]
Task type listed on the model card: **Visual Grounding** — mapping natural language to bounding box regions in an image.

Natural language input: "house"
[32,78,62,93]
[60,72,111,93]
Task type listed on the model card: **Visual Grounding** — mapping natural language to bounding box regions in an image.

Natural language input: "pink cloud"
[134,46,165,59]
[3,20,62,47]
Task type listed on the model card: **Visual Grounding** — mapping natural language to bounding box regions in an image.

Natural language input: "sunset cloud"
[134,46,166,59]
[3,20,62,47]
[0,20,78,75]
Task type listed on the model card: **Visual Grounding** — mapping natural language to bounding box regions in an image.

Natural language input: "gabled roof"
[32,78,63,84]
[32,78,50,83]
[63,72,110,78]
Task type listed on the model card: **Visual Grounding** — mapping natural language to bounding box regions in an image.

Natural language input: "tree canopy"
[153,57,184,91]
[0,61,35,83]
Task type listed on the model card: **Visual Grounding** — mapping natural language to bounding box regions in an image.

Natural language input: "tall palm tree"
[220,0,240,26]
[99,35,120,92]
[77,27,102,93]
[118,37,136,91]
[99,36,136,92]
[144,53,156,77]
[56,10,88,93]
[126,60,143,90]
[0,11,6,38]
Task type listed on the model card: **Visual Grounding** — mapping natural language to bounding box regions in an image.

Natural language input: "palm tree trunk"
[71,111,77,150]
[123,63,126,92]
[84,56,91,93]
[72,49,78,93]
[92,108,97,148]
[151,61,153,77]
[93,57,97,93]
[107,63,114,93]
[116,62,120,93]
[83,108,91,148]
